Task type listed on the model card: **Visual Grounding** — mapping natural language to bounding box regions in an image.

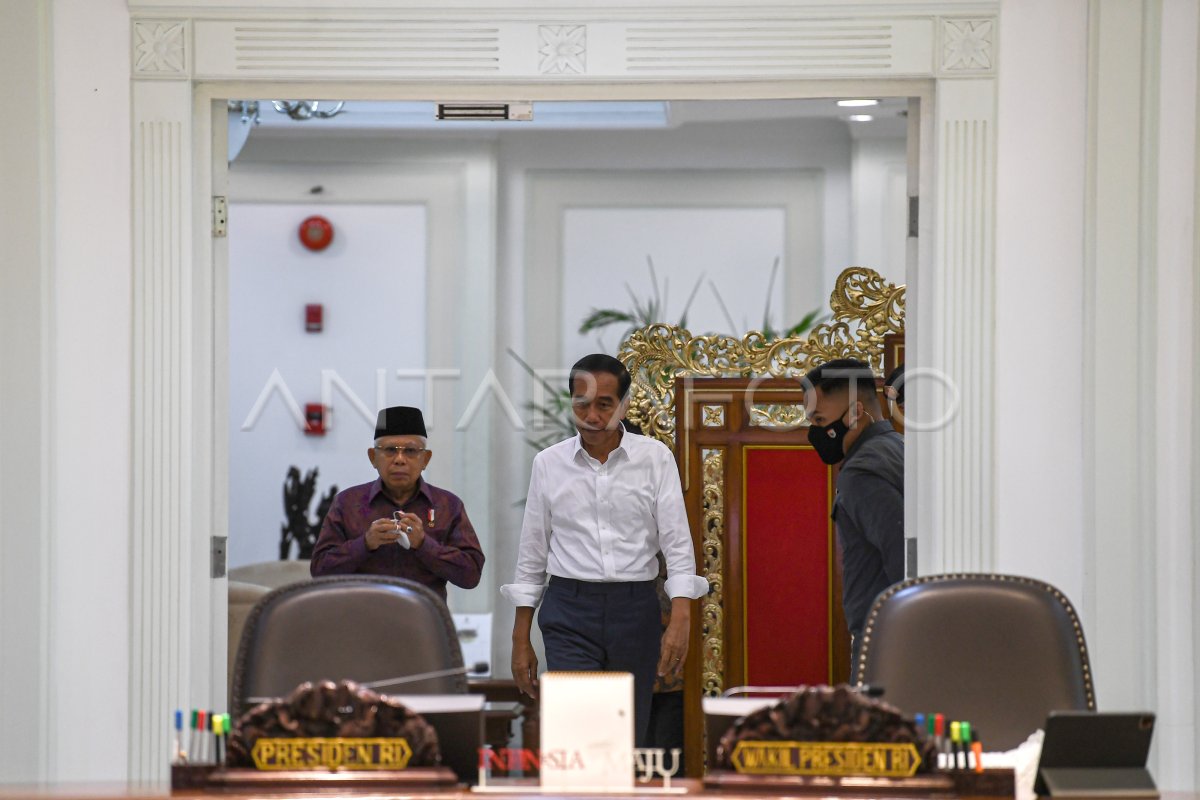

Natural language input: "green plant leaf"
[579,309,637,334]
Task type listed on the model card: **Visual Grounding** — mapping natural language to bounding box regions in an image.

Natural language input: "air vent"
[437,102,533,121]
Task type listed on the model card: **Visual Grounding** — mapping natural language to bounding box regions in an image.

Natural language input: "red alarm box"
[299,215,334,251]
[304,403,326,436]
[305,303,323,333]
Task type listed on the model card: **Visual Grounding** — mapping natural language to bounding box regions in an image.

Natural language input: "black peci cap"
[374,406,427,439]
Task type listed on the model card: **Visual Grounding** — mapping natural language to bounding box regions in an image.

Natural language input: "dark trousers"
[538,576,661,747]
[646,691,685,775]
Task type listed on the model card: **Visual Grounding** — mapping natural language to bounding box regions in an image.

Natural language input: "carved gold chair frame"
[618,266,906,448]
[616,266,905,701]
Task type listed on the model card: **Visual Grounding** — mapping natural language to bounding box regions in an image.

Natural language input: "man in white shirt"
[501,354,709,746]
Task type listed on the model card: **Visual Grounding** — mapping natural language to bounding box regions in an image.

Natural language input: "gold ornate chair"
[617,266,906,774]
[231,575,467,715]
[855,573,1096,751]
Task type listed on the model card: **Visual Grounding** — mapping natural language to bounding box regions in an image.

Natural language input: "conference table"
[0,783,1189,800]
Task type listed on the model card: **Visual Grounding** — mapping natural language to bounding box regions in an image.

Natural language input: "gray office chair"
[855,573,1095,751]
[231,575,467,716]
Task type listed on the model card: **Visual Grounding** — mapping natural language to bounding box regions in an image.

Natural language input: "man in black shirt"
[803,358,905,674]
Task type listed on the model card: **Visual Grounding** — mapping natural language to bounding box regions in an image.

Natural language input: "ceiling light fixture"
[227,100,348,125]
[847,114,875,122]
[272,101,346,120]
[837,99,880,108]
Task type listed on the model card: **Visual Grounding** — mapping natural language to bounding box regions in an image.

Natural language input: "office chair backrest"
[231,575,467,716]
[228,580,272,707]
[228,559,314,591]
[856,573,1095,751]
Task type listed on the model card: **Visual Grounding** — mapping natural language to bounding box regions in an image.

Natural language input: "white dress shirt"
[500,430,709,607]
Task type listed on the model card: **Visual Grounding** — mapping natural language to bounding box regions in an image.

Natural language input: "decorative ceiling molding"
[128,4,999,81]
[539,25,587,74]
[132,19,189,79]
[126,1,1000,18]
[938,16,995,74]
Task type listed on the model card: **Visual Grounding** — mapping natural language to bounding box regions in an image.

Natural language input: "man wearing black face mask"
[802,358,905,672]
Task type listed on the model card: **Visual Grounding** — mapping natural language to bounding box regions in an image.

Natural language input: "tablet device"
[1034,711,1157,798]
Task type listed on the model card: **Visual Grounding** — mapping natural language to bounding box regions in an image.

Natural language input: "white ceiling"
[235,97,909,136]
[229,97,908,162]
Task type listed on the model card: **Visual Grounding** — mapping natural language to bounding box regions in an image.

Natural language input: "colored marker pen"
[915,713,925,733]
[971,728,984,773]
[213,714,224,766]
[960,721,973,769]
[173,709,184,764]
[934,714,945,767]
[198,710,209,763]
[209,710,217,764]
[188,709,198,764]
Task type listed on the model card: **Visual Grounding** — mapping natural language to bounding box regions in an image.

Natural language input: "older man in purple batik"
[310,406,484,599]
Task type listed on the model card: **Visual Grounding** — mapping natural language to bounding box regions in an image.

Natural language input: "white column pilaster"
[1084,0,1157,718]
[130,20,205,780]
[926,76,997,573]
[1152,0,1198,789]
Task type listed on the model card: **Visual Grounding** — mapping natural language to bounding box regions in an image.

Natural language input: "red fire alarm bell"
[305,303,323,333]
[299,215,334,251]
[304,403,326,436]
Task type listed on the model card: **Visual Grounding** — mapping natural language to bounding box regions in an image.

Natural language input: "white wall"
[498,117,853,325]
[1082,0,1200,787]
[994,0,1088,612]
[850,137,908,285]
[995,0,1200,786]
[561,207,787,358]
[227,203,428,568]
[1,0,133,781]
[0,0,52,783]
[53,0,132,781]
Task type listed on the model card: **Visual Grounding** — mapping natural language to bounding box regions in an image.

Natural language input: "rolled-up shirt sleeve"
[500,454,552,607]
[654,446,709,600]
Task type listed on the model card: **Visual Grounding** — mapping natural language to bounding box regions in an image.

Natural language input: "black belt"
[548,575,656,595]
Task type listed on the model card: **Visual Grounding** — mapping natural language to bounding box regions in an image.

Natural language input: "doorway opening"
[218,93,921,773]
